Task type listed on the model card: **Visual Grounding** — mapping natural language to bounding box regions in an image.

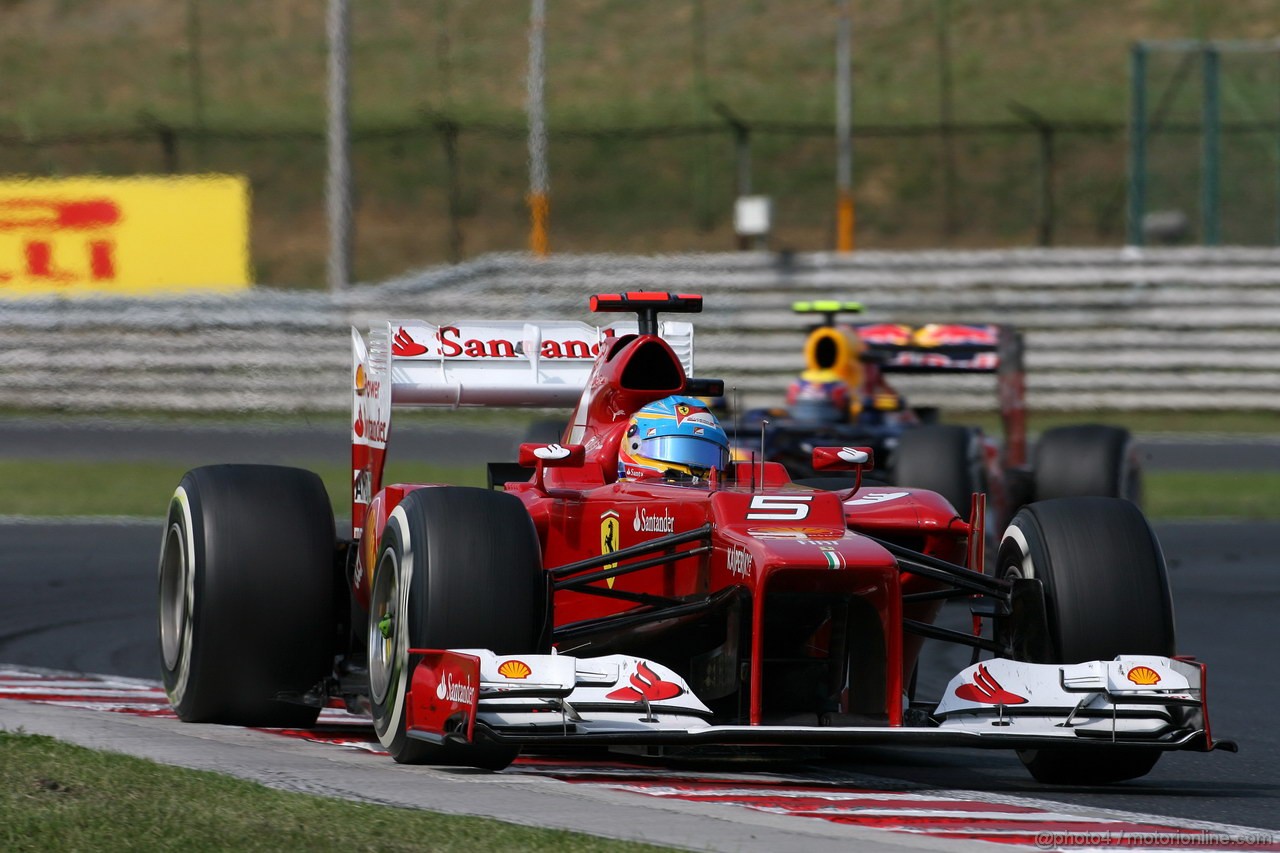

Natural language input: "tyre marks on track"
[3,668,1276,852]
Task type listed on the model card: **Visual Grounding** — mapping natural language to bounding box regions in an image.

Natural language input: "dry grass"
[5,0,1277,282]
[7,0,1270,129]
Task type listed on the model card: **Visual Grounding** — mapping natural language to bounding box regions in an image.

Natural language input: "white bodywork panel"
[457,649,714,733]
[933,655,1204,740]
[354,319,694,409]
[432,651,1211,748]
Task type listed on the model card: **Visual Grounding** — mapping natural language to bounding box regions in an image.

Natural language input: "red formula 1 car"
[158,293,1232,783]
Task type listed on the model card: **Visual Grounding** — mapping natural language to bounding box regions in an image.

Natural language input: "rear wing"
[350,318,694,537]
[853,323,1002,373]
[851,322,1027,472]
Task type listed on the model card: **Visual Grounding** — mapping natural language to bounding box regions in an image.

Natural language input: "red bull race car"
[734,301,1142,527]
[157,293,1231,783]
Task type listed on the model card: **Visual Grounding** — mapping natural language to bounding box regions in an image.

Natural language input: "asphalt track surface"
[1,421,1278,848]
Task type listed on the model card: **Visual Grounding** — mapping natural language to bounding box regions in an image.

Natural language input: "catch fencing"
[3,247,1279,413]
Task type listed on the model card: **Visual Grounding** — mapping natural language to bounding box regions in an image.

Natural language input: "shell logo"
[497,659,532,680]
[1126,665,1161,686]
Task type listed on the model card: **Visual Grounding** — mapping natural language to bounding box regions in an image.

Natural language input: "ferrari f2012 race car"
[158,292,1232,783]
[734,301,1142,526]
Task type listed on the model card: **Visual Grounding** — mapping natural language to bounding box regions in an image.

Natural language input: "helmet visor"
[636,434,729,474]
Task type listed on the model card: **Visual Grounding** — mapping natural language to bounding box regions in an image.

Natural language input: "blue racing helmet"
[618,395,731,482]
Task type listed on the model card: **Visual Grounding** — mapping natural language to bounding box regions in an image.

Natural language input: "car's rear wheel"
[892,425,984,518]
[1033,424,1141,505]
[159,465,336,727]
[997,497,1174,784]
[368,486,546,768]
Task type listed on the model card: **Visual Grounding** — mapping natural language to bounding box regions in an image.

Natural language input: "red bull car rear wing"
[854,323,1002,373]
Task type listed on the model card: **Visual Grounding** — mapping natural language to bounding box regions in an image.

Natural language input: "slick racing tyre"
[997,497,1175,784]
[1033,424,1142,506]
[892,425,984,518]
[159,465,336,728]
[368,486,546,769]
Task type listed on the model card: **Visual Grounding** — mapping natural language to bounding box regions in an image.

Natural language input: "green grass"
[941,409,1280,437]
[4,407,1277,436]
[0,457,1274,521]
[1144,471,1280,521]
[0,732,669,853]
[0,460,483,520]
[0,406,553,431]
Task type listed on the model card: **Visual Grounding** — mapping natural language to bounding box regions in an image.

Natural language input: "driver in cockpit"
[617,396,732,486]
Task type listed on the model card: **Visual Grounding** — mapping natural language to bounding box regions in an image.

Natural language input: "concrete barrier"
[3,248,1279,412]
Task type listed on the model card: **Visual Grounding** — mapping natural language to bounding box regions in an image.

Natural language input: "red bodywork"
[354,295,986,729]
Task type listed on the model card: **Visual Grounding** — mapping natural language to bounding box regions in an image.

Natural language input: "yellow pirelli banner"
[0,175,251,296]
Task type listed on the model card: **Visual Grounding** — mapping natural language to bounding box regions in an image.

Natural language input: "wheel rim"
[159,521,188,671]
[1000,524,1035,582]
[368,548,400,706]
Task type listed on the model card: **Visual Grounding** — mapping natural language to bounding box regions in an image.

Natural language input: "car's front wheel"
[368,486,546,768]
[997,496,1174,784]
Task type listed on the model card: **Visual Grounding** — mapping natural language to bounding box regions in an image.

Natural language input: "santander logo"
[392,327,429,357]
[435,671,476,705]
[606,662,683,702]
[634,508,675,533]
[954,663,1027,705]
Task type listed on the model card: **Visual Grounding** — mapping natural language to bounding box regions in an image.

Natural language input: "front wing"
[405,650,1233,754]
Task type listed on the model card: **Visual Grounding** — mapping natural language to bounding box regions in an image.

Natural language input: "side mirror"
[684,377,725,397]
[811,445,875,473]
[811,446,874,498]
[518,443,586,468]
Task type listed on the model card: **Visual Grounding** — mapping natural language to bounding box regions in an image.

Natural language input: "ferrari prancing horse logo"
[600,510,620,589]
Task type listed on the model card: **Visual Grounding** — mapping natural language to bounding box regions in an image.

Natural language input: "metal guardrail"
[3,247,1280,412]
